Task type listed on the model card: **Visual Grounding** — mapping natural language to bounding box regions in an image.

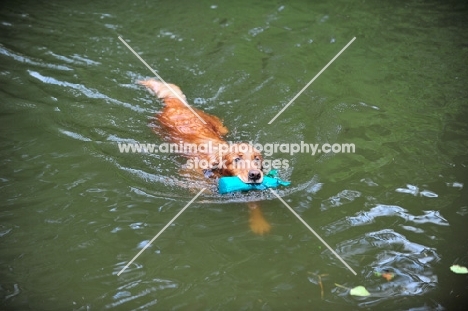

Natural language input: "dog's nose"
[248,169,262,181]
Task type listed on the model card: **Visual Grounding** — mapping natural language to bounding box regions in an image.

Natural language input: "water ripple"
[323,204,449,235]
[395,184,439,198]
[58,129,92,142]
[45,51,101,66]
[0,44,72,71]
[28,70,147,112]
[331,229,439,307]
[321,189,361,211]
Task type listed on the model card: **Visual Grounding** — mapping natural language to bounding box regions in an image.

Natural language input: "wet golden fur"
[139,79,270,234]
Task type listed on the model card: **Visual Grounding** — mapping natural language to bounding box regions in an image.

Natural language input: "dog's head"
[213,143,264,184]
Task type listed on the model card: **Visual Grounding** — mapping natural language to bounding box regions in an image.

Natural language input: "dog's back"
[139,79,228,145]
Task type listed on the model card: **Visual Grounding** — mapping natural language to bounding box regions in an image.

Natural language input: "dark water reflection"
[332,229,440,307]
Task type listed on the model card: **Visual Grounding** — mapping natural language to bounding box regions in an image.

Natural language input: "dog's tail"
[138,79,186,101]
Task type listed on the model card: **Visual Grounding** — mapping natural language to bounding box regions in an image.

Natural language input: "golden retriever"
[139,79,271,234]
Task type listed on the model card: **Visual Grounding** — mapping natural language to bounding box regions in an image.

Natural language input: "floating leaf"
[381,272,395,281]
[450,265,468,274]
[374,270,394,281]
[335,284,371,297]
[350,286,370,296]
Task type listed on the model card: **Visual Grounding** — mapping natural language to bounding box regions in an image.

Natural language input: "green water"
[1,0,468,309]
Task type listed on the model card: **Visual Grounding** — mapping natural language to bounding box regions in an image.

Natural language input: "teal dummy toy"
[218,170,291,194]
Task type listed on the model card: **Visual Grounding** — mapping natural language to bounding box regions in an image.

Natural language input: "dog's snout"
[248,169,262,181]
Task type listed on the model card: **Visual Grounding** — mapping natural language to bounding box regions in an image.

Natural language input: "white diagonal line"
[269,189,357,275]
[117,188,206,276]
[118,36,207,124]
[268,37,356,124]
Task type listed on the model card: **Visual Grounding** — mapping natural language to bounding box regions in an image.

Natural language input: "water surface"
[1,0,468,310]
